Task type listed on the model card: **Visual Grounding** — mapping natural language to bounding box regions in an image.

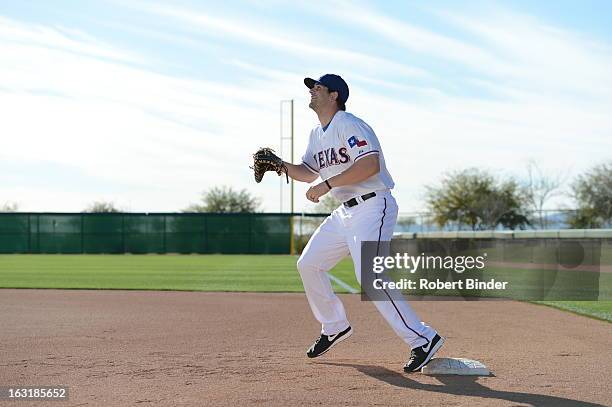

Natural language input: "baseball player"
[282,74,444,373]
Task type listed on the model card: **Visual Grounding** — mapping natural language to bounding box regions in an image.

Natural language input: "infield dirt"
[0,289,610,406]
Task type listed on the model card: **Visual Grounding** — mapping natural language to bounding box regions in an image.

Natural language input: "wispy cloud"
[0,2,610,213]
[435,9,612,101]
[0,16,142,64]
[0,16,291,211]
[304,1,612,103]
[303,0,509,77]
[139,3,428,80]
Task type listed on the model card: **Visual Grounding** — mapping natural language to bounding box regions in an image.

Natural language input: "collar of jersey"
[321,110,343,133]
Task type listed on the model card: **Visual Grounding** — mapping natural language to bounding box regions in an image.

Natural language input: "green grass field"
[534,301,612,322]
[0,255,610,322]
[0,254,358,293]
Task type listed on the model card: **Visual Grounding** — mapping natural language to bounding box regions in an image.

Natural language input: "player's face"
[309,83,336,111]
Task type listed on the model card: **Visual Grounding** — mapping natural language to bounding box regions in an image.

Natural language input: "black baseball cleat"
[306,326,353,358]
[403,334,445,373]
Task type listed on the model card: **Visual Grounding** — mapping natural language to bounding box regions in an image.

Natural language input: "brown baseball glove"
[251,147,289,183]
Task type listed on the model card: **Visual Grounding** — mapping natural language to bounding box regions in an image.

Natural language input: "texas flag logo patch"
[348,135,368,148]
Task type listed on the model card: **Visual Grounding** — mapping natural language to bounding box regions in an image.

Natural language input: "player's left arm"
[305,154,379,203]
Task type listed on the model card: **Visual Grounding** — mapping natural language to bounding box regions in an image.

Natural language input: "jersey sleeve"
[343,120,380,162]
[301,131,319,174]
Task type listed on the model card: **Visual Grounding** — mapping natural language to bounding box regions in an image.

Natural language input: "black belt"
[343,192,377,208]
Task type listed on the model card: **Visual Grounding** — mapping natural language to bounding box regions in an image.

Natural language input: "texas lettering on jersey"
[314,147,350,170]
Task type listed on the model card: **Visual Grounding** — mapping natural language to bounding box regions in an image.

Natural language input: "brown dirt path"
[0,289,610,406]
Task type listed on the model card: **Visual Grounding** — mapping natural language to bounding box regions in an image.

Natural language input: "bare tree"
[184,186,261,213]
[293,195,342,253]
[309,195,341,214]
[472,192,516,230]
[396,215,416,230]
[523,160,566,228]
[83,201,121,213]
[302,195,341,232]
[0,202,19,212]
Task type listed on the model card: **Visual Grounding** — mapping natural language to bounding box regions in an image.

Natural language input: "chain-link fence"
[396,209,583,233]
[0,210,596,255]
[0,213,296,254]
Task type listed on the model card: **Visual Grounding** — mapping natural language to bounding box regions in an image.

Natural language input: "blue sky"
[1,0,611,213]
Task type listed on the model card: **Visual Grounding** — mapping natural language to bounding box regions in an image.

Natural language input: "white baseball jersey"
[301,111,394,202]
[297,109,438,350]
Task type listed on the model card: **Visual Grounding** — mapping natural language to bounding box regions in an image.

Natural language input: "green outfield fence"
[0,213,325,255]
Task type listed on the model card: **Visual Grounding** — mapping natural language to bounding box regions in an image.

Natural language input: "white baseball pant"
[297,190,436,349]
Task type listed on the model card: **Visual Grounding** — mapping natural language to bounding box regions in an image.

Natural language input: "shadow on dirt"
[315,361,604,407]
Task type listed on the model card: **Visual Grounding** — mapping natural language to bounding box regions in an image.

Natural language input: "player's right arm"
[284,162,318,183]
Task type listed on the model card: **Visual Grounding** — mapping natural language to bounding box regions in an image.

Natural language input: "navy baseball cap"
[304,74,349,104]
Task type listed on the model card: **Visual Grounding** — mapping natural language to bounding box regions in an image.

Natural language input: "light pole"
[280,99,295,254]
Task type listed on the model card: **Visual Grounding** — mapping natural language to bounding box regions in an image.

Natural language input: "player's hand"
[306,182,330,203]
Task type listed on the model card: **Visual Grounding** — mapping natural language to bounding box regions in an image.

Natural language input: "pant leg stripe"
[376,197,429,345]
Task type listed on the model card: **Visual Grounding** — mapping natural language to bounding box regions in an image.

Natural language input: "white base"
[421,358,490,376]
